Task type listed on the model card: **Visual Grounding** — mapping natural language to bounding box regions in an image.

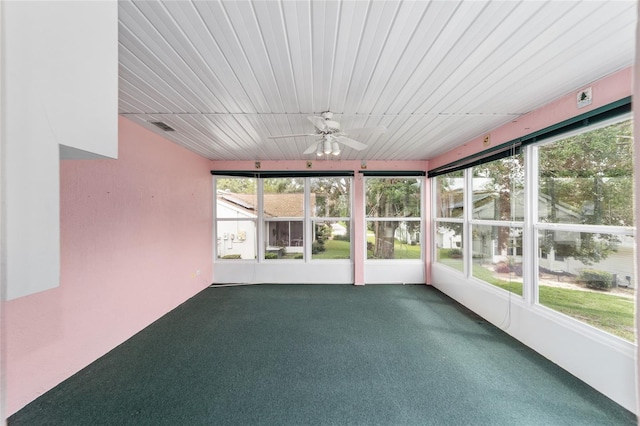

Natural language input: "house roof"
[217,192,316,218]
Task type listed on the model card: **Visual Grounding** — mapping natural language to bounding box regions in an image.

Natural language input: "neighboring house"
[332,223,347,236]
[216,191,319,258]
[394,222,419,245]
[216,192,257,260]
[436,189,635,286]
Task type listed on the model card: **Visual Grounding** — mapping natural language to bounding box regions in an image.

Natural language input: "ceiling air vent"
[150,121,175,131]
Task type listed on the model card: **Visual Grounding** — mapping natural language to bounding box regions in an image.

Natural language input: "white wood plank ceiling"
[119,0,637,161]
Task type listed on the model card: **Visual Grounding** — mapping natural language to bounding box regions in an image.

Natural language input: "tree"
[436,171,464,218]
[366,177,421,259]
[310,177,350,218]
[216,177,256,194]
[472,154,524,256]
[538,119,633,264]
[263,178,304,194]
[539,119,633,226]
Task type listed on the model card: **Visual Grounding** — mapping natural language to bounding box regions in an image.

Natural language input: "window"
[434,171,464,269]
[535,119,635,340]
[263,178,304,260]
[472,155,524,222]
[310,177,351,259]
[472,224,523,295]
[432,116,636,341]
[435,222,463,271]
[365,177,421,259]
[215,177,257,260]
[538,120,634,226]
[215,174,354,263]
[435,170,464,218]
[470,152,524,296]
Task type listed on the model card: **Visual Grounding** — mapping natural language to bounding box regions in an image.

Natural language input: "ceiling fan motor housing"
[321,111,341,134]
[323,120,341,133]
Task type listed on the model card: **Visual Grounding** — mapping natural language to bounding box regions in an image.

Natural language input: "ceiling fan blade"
[303,143,319,155]
[343,125,387,137]
[268,133,317,139]
[335,136,368,151]
[308,116,327,132]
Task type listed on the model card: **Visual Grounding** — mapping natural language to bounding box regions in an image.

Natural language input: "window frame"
[364,176,424,261]
[431,113,635,342]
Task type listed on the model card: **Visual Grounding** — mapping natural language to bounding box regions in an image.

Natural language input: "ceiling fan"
[268,111,386,157]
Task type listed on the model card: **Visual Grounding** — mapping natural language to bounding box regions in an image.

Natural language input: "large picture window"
[538,120,634,226]
[470,152,524,296]
[434,171,464,268]
[215,174,353,263]
[263,178,305,260]
[215,177,257,260]
[535,119,635,339]
[431,116,636,341]
[310,177,351,260]
[365,177,422,260]
[471,224,523,295]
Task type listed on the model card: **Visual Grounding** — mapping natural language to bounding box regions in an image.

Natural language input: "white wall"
[213,261,353,284]
[3,1,118,300]
[365,261,425,284]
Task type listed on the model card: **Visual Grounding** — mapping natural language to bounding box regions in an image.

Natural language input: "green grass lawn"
[312,239,351,259]
[472,264,523,295]
[313,238,422,260]
[366,234,421,259]
[539,286,635,342]
[387,241,421,259]
[437,249,634,341]
[470,261,635,342]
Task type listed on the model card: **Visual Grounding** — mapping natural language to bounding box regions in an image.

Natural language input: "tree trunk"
[374,221,396,259]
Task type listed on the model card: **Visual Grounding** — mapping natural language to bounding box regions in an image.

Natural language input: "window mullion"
[305,177,311,261]
[522,145,537,305]
[463,168,473,278]
[257,178,264,263]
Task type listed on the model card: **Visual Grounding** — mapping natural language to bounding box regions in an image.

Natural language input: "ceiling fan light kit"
[323,139,332,155]
[331,141,341,156]
[268,110,386,157]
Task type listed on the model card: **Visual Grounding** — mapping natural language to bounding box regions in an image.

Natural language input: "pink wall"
[429,67,633,170]
[4,117,213,415]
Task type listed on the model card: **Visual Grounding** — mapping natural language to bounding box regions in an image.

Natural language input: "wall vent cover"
[150,121,175,131]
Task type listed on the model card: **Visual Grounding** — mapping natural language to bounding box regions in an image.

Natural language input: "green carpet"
[9,285,636,425]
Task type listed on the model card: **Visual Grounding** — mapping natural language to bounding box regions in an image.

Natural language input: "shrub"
[315,223,331,248]
[511,263,523,277]
[294,253,303,259]
[221,254,241,259]
[494,261,522,276]
[448,248,462,258]
[312,241,326,254]
[494,262,510,273]
[265,252,279,260]
[579,269,613,290]
[333,234,350,242]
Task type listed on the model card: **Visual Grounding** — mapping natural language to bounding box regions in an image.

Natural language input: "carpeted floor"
[9,284,636,425]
